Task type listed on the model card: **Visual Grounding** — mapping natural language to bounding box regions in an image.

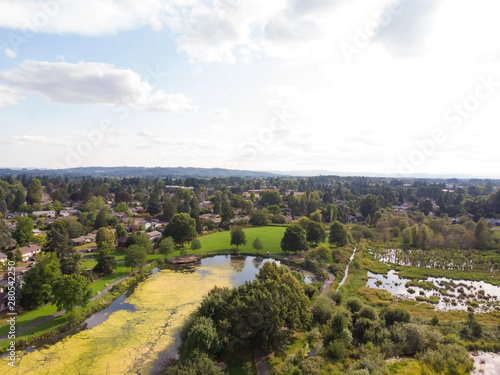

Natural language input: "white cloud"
[0,84,24,107]
[4,47,17,58]
[208,108,230,119]
[0,60,197,112]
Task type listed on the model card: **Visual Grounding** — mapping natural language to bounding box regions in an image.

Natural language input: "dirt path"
[0,273,132,341]
[255,350,270,375]
[319,267,335,296]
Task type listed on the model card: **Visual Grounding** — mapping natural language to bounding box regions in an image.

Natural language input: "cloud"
[0,84,24,107]
[0,60,197,112]
[4,47,17,58]
[208,108,230,119]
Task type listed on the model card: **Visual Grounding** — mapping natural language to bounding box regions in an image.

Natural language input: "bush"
[300,357,325,375]
[345,297,363,314]
[162,353,222,375]
[358,305,377,321]
[422,344,474,375]
[326,341,347,361]
[380,307,411,326]
[311,297,337,324]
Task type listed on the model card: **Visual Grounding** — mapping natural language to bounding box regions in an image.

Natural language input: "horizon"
[1,1,499,177]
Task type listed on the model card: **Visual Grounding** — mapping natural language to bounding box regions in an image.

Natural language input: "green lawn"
[189,226,287,256]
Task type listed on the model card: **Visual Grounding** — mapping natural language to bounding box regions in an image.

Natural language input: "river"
[0,255,311,375]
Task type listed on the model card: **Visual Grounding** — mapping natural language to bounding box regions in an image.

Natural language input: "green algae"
[1,263,236,375]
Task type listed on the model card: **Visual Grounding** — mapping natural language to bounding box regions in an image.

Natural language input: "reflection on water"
[367,270,500,312]
[1,255,315,375]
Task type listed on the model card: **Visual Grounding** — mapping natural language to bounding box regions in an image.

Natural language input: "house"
[110,212,128,219]
[146,231,162,243]
[32,210,56,218]
[70,234,96,245]
[6,212,28,219]
[60,209,80,217]
[0,253,7,265]
[486,218,500,226]
[117,236,128,250]
[19,245,42,262]
[32,229,42,236]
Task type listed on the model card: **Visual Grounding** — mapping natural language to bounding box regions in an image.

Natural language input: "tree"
[44,222,81,275]
[252,237,264,251]
[115,223,127,239]
[0,220,16,249]
[306,220,327,244]
[125,244,148,271]
[280,225,308,253]
[249,209,270,226]
[13,216,33,246]
[221,194,235,224]
[474,218,493,249]
[52,274,92,312]
[326,204,338,223]
[13,190,26,211]
[93,242,116,275]
[94,209,108,230]
[419,199,433,216]
[328,221,351,247]
[230,226,247,250]
[191,238,202,252]
[360,194,379,219]
[184,316,222,357]
[26,179,42,205]
[81,180,94,203]
[67,221,86,239]
[20,252,62,309]
[147,192,162,216]
[163,213,197,246]
[259,190,282,206]
[159,237,175,258]
[96,227,116,250]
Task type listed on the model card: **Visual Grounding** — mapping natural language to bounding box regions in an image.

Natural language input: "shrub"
[311,297,337,324]
[345,297,363,314]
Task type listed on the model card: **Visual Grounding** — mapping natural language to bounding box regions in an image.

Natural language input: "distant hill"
[0,167,281,178]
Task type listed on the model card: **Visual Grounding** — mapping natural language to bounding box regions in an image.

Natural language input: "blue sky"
[0,0,499,177]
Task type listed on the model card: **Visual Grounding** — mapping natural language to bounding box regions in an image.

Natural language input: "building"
[0,289,9,312]
[32,210,56,218]
[19,245,42,262]
[60,209,80,217]
[146,231,162,243]
[6,213,28,219]
[117,236,128,250]
[70,234,96,245]
[0,253,7,265]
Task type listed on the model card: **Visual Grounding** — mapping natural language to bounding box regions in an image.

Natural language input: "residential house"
[0,289,9,312]
[117,236,128,250]
[19,244,42,262]
[60,209,80,217]
[32,210,56,218]
[0,253,7,265]
[6,213,28,219]
[146,231,162,243]
[70,234,97,245]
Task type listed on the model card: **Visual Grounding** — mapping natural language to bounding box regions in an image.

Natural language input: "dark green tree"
[26,178,42,205]
[230,226,247,250]
[125,244,148,271]
[306,220,326,244]
[252,237,264,251]
[13,216,33,246]
[163,213,197,246]
[147,191,162,216]
[52,273,92,312]
[93,242,116,275]
[280,225,308,253]
[328,221,351,247]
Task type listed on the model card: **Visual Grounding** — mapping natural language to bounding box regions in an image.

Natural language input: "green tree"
[159,236,175,258]
[249,209,270,226]
[162,198,178,222]
[147,192,162,216]
[13,189,26,211]
[221,194,235,224]
[52,273,92,312]
[184,316,222,357]
[93,242,116,275]
[359,194,379,219]
[191,238,202,252]
[96,227,116,250]
[13,216,33,246]
[252,237,264,251]
[114,202,129,213]
[67,221,86,239]
[280,225,308,254]
[326,204,338,223]
[0,220,16,249]
[163,213,197,246]
[44,221,81,275]
[20,252,62,309]
[26,179,42,205]
[115,223,127,239]
[125,244,148,271]
[259,190,282,206]
[230,226,246,250]
[306,220,327,244]
[328,221,351,247]
[94,209,108,230]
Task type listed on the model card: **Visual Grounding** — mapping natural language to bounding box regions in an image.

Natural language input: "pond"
[472,352,500,375]
[366,270,500,312]
[0,256,313,375]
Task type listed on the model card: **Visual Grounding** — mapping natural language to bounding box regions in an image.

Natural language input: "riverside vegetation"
[0,174,500,373]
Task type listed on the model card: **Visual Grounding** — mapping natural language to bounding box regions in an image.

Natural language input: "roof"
[19,245,42,254]
[0,253,7,259]
[146,231,162,238]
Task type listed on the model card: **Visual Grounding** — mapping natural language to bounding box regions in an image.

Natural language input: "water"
[1,255,313,375]
[472,352,500,374]
[366,270,500,312]
[337,247,357,290]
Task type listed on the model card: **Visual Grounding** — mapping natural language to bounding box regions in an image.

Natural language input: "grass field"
[192,226,287,256]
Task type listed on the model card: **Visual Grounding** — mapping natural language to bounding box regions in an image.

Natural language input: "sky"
[0,0,499,177]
